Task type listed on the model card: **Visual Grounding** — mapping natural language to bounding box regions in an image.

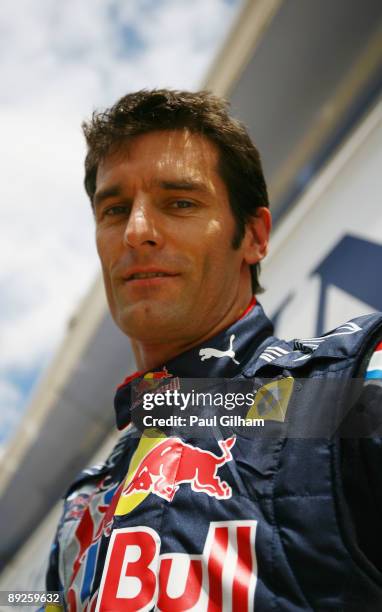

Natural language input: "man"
[46,90,382,611]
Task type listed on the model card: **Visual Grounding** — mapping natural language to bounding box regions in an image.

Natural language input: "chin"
[116,303,176,342]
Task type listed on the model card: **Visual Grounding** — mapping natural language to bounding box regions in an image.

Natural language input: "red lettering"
[232,526,253,611]
[95,521,257,611]
[96,527,159,611]
[157,557,203,611]
[207,526,228,612]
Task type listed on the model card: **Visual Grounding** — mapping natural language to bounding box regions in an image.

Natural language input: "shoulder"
[338,327,382,571]
[342,325,382,436]
[292,313,382,363]
[246,312,382,376]
[357,329,382,380]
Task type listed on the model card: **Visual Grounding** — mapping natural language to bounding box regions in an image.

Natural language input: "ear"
[242,207,272,265]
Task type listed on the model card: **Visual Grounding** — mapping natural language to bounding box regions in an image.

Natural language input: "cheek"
[204,219,235,266]
[96,229,116,269]
[205,219,222,238]
[95,228,105,259]
[95,233,118,300]
[192,225,235,291]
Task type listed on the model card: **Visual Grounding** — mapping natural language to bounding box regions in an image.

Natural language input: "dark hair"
[82,89,269,293]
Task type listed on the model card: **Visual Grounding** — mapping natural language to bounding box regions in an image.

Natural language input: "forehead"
[96,129,222,189]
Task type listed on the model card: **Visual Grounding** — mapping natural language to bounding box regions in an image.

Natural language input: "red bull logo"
[144,367,172,380]
[135,367,173,395]
[95,521,258,611]
[122,436,236,502]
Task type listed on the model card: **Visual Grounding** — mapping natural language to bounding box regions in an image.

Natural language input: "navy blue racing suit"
[45,301,382,611]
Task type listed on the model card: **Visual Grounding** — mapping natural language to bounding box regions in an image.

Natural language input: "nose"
[123,194,163,249]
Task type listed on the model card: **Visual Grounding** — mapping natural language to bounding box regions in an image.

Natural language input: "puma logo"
[199,334,239,365]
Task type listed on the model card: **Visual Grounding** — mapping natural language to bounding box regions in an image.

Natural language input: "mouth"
[127,271,177,281]
[122,270,180,287]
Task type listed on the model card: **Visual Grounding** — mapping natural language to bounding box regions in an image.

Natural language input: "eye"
[171,200,195,209]
[104,205,130,217]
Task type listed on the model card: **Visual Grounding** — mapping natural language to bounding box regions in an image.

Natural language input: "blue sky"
[0,0,243,446]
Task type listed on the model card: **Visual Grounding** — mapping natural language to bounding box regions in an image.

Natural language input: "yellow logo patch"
[246,377,294,422]
[115,429,166,516]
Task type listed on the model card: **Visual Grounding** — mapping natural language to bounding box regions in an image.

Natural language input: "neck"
[131,288,254,371]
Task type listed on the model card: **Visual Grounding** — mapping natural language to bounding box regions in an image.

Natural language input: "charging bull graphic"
[135,366,173,395]
[121,436,236,502]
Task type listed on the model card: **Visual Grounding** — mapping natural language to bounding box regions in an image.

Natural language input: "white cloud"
[0,0,243,440]
[0,0,241,111]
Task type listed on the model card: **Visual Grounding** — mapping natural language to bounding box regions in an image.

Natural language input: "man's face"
[94,129,257,344]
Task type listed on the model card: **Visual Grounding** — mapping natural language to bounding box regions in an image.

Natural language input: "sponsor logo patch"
[116,434,235,514]
[247,377,294,422]
[199,334,239,365]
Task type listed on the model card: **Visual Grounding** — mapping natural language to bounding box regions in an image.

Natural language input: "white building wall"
[261,99,382,338]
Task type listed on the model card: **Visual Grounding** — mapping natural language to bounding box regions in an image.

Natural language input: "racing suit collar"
[114,299,274,430]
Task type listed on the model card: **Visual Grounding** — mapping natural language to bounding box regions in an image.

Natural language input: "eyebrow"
[155,179,210,194]
[93,177,210,208]
[93,185,123,209]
